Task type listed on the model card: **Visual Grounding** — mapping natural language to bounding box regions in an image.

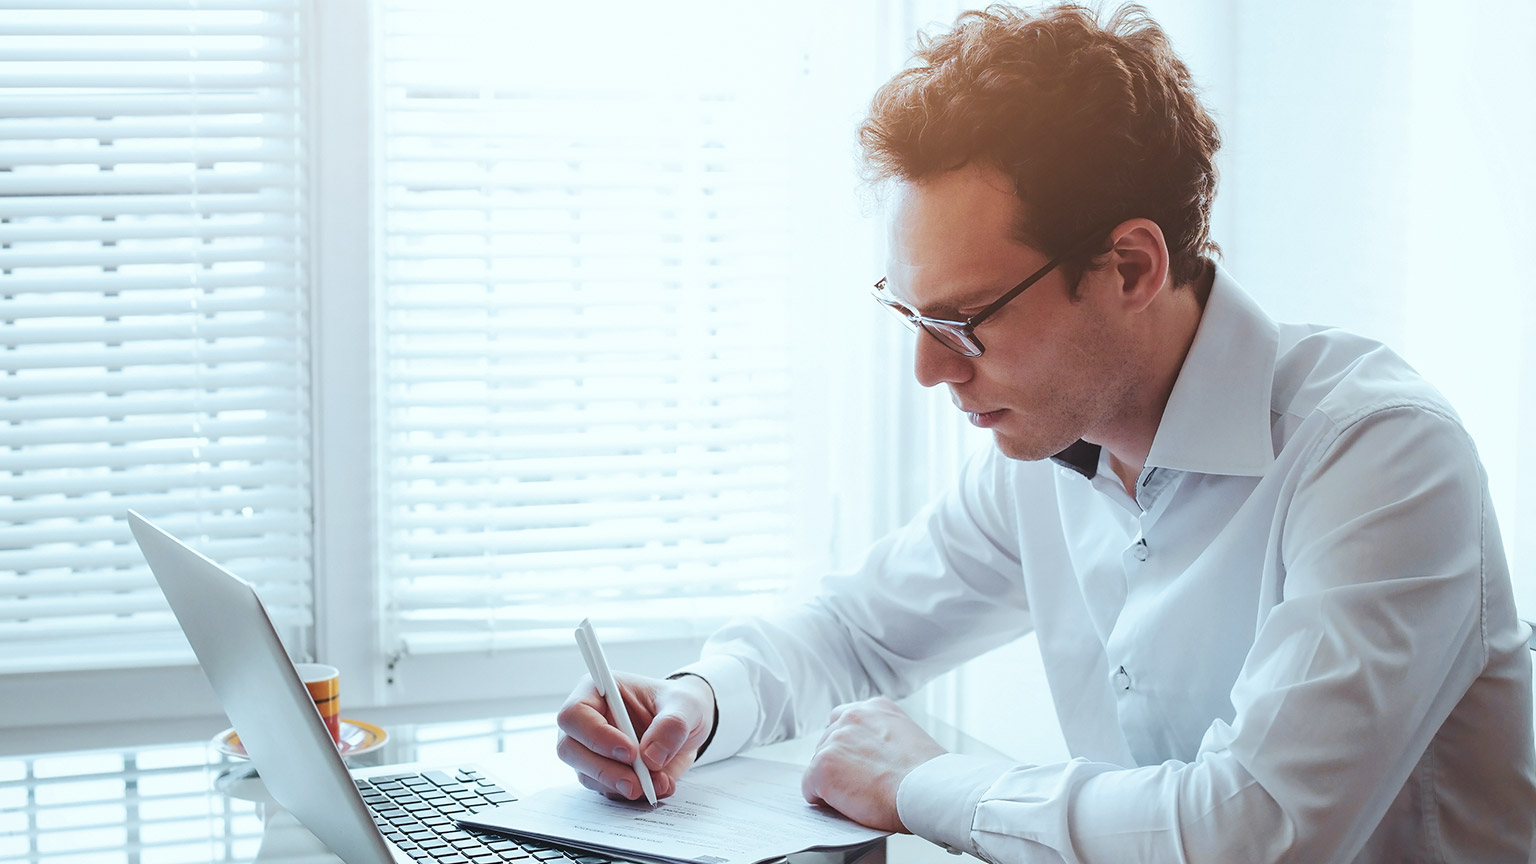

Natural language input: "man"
[556,4,1536,862]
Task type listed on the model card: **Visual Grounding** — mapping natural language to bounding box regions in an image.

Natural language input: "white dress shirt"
[677,267,1536,863]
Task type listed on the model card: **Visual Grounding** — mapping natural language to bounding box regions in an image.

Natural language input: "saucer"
[213,718,389,760]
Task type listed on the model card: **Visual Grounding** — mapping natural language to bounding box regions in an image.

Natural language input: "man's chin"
[990,427,1080,463]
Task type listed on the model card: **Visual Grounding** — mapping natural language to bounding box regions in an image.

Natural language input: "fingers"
[555,672,715,801]
[652,770,677,799]
[576,763,635,799]
[801,757,827,807]
[556,679,642,762]
[556,730,643,798]
[638,674,713,776]
[814,701,855,751]
[555,678,655,800]
[639,709,693,771]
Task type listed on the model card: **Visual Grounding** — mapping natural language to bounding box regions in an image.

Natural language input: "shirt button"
[1132,538,1149,561]
[1113,665,1132,690]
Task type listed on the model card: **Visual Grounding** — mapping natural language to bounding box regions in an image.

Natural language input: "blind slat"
[0,190,294,218]
[0,115,294,140]
[0,441,305,472]
[388,536,789,577]
[0,534,309,573]
[0,218,301,244]
[0,168,297,196]
[0,142,301,168]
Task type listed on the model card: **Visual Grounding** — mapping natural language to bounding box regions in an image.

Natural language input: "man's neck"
[1094,265,1214,499]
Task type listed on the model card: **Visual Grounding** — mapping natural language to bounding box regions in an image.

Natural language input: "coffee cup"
[293,663,341,744]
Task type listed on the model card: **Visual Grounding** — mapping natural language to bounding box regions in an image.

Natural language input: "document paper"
[459,756,890,864]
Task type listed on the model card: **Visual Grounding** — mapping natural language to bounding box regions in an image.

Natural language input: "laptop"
[127,509,609,864]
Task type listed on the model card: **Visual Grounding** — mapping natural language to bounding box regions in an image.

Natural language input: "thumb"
[640,676,714,770]
[639,705,699,770]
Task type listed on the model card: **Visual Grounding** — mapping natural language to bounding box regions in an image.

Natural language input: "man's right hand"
[555,671,716,801]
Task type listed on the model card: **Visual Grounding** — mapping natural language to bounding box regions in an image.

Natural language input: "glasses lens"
[920,323,982,357]
[871,294,921,333]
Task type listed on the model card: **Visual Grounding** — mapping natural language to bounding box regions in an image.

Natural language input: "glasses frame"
[871,229,1107,357]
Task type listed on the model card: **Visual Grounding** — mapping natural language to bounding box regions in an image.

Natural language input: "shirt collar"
[1050,439,1100,478]
[1049,264,1279,479]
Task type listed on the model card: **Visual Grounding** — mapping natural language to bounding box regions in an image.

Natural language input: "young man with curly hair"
[556,5,1536,861]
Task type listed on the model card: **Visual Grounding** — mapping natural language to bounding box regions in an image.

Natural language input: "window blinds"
[378,2,807,653]
[0,2,312,674]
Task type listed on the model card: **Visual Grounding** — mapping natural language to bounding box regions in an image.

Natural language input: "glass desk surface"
[0,712,987,864]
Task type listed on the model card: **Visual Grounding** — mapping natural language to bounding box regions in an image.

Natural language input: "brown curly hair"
[858,3,1220,288]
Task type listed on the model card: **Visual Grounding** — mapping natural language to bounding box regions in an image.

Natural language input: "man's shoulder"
[1269,322,1462,436]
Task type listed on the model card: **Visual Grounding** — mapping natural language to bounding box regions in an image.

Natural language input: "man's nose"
[912,331,973,388]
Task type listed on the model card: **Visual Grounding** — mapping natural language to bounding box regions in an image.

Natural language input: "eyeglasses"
[870,230,1105,357]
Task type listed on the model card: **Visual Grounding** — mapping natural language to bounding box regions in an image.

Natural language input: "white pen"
[575,618,658,806]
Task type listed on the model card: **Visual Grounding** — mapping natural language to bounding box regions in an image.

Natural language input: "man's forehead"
[883,169,1039,308]
[888,171,1034,259]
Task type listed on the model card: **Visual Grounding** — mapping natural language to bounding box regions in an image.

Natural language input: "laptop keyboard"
[356,767,613,864]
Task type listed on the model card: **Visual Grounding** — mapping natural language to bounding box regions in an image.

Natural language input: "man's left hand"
[800,697,947,832]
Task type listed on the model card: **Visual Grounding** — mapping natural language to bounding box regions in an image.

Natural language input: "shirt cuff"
[670,654,757,767]
[897,753,1015,857]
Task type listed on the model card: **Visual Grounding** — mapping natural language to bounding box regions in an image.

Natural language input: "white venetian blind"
[0,1,312,674]
[378,1,811,653]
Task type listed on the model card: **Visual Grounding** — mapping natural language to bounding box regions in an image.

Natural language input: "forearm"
[680,447,1034,761]
[900,751,1291,864]
[677,589,945,763]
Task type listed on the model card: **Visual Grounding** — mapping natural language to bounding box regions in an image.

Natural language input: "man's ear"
[1105,218,1170,313]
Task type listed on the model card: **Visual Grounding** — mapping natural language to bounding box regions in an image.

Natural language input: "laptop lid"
[128,510,394,864]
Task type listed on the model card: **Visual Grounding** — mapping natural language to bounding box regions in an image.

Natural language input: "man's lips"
[964,407,1008,428]
[951,393,1007,427]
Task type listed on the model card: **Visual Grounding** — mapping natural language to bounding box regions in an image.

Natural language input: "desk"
[0,712,991,864]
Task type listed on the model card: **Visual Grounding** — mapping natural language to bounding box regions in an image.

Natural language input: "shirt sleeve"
[893,404,1497,863]
[676,445,1036,760]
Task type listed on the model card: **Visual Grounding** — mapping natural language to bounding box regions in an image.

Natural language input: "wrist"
[666,672,719,757]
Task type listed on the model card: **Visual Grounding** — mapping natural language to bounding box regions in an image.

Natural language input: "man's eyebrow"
[886,278,1001,317]
[922,287,1001,318]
